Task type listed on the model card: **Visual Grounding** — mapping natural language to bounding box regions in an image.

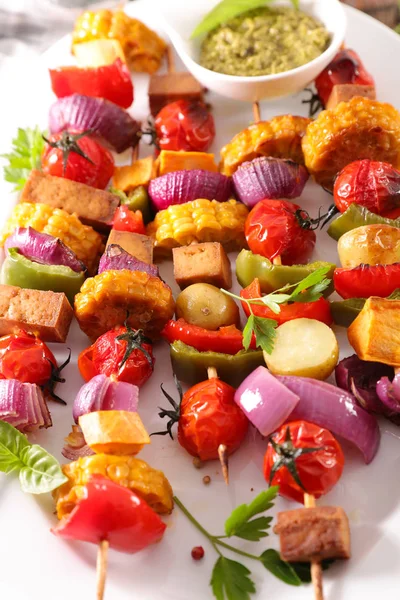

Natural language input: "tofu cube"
[148,72,204,117]
[348,297,400,366]
[106,230,154,265]
[0,285,73,343]
[173,242,232,289]
[274,506,351,562]
[326,84,376,110]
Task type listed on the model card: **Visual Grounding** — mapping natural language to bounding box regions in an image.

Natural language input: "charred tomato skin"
[0,330,57,386]
[155,100,215,153]
[177,378,248,461]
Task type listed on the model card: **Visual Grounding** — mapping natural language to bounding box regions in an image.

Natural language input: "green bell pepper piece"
[235,249,336,296]
[124,186,153,224]
[2,248,85,304]
[170,340,264,387]
[331,289,400,327]
[330,298,366,327]
[328,204,400,241]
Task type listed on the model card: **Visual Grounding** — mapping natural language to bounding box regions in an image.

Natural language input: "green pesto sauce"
[200,7,331,77]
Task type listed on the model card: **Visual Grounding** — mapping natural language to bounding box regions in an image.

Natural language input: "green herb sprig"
[0,420,67,494]
[174,488,303,600]
[222,265,331,354]
[2,126,47,191]
[191,0,299,39]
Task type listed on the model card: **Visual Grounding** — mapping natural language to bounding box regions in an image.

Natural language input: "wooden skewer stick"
[167,45,176,74]
[96,540,109,600]
[252,101,261,123]
[303,494,324,600]
[206,366,229,485]
[131,143,139,164]
[272,256,282,266]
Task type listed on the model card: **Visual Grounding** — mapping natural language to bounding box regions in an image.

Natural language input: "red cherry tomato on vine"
[42,130,114,189]
[244,199,316,265]
[112,205,146,234]
[263,421,344,504]
[78,326,154,388]
[157,377,248,461]
[334,159,400,216]
[315,49,375,107]
[155,100,215,152]
[0,330,57,386]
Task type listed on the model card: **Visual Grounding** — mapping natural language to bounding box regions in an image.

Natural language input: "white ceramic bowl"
[156,0,347,102]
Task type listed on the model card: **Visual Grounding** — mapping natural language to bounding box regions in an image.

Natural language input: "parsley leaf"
[242,315,277,354]
[2,126,46,191]
[290,559,336,583]
[191,0,298,38]
[260,549,302,586]
[287,266,331,303]
[211,557,256,600]
[225,487,278,540]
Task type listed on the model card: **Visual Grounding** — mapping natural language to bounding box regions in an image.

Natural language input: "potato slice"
[338,224,400,268]
[263,318,339,380]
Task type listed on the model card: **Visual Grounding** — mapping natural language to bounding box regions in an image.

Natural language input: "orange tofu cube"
[112,156,156,193]
[148,72,204,117]
[79,410,150,455]
[107,230,154,264]
[347,297,400,366]
[274,506,351,562]
[326,84,376,110]
[173,242,232,289]
[156,150,218,176]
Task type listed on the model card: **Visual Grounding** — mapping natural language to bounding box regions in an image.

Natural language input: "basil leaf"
[0,421,67,494]
[210,556,256,600]
[19,444,68,494]
[260,549,302,586]
[0,421,29,474]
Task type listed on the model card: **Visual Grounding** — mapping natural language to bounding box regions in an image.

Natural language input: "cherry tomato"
[78,326,154,388]
[244,199,316,265]
[157,377,248,461]
[315,49,375,107]
[263,421,344,504]
[334,159,400,216]
[112,205,146,234]
[155,100,215,152]
[0,330,57,385]
[240,278,333,326]
[42,130,114,189]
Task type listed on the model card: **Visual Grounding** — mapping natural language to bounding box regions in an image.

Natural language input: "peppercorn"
[191,546,205,560]
[202,475,211,485]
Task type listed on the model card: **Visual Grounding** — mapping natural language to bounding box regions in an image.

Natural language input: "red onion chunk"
[98,244,159,278]
[62,424,94,460]
[277,375,380,464]
[49,94,140,153]
[376,375,400,424]
[5,227,85,273]
[148,169,232,211]
[73,374,139,423]
[0,379,51,432]
[234,366,299,436]
[233,157,309,207]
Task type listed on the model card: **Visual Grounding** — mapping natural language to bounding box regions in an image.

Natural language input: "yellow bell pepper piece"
[79,410,150,455]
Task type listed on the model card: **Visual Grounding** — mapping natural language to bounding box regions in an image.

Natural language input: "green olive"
[176,283,240,331]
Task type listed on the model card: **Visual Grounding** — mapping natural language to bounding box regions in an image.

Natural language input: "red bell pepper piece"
[161,319,257,355]
[240,279,333,326]
[334,263,400,299]
[52,476,166,553]
[113,205,146,234]
[49,59,134,109]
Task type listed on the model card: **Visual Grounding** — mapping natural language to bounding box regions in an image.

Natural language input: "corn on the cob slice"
[0,203,103,273]
[74,269,175,341]
[147,199,249,254]
[220,116,311,176]
[72,9,167,74]
[53,454,173,518]
[302,97,400,189]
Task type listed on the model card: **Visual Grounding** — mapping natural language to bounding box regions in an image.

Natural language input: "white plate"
[0,2,400,600]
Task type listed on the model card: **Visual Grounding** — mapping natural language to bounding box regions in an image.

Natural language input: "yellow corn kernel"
[0,203,103,273]
[74,269,175,341]
[53,454,174,518]
[146,199,248,255]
